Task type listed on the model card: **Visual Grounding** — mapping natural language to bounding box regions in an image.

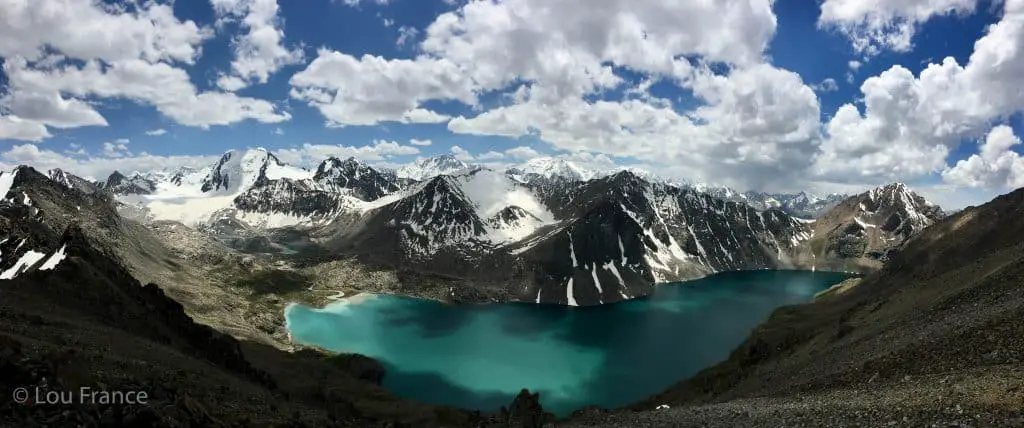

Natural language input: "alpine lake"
[284,270,854,416]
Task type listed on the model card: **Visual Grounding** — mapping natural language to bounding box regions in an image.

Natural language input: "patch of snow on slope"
[38,245,67,271]
[458,170,554,221]
[603,261,629,299]
[566,277,578,306]
[0,250,46,279]
[568,232,579,268]
[0,169,16,199]
[264,161,313,181]
[854,216,877,229]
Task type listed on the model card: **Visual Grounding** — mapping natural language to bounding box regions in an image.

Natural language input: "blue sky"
[1,0,1023,208]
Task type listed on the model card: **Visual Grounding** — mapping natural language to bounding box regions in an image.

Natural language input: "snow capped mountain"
[47,168,101,194]
[313,157,403,201]
[799,182,944,269]
[200,148,311,194]
[739,191,848,219]
[0,158,946,307]
[506,157,595,183]
[396,154,476,180]
[100,171,157,195]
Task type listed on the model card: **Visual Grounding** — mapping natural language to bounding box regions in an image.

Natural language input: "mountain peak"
[396,155,474,181]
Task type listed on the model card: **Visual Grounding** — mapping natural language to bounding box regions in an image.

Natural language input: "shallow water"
[284,270,853,416]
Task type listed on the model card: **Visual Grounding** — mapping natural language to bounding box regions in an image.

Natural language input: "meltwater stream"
[284,270,853,416]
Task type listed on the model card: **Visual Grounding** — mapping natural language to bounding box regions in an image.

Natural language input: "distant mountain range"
[2,149,946,306]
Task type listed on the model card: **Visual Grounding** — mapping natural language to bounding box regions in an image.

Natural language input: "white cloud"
[289,49,475,126]
[943,125,1024,189]
[4,58,290,129]
[814,0,1024,184]
[145,128,168,136]
[811,78,839,92]
[397,26,420,47]
[0,0,211,64]
[382,18,394,28]
[102,140,132,158]
[819,0,978,55]
[505,146,541,160]
[274,140,421,166]
[0,115,51,142]
[0,0,290,140]
[340,0,391,6]
[0,144,218,181]
[848,60,863,71]
[210,0,304,90]
[216,75,249,92]
[409,138,433,146]
[273,127,284,135]
[477,151,505,160]
[293,0,778,128]
[449,62,821,189]
[449,145,475,161]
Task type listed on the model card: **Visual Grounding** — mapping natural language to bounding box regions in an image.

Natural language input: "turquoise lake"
[284,270,853,416]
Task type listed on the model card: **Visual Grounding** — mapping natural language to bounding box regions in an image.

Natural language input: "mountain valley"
[5,149,1018,427]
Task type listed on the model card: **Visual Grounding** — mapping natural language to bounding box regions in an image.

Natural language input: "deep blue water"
[284,270,853,416]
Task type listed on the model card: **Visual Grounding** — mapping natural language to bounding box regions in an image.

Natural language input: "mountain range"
[5,150,1023,427]
[1,148,944,307]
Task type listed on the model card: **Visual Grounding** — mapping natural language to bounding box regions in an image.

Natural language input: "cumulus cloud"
[814,0,1024,184]
[396,26,420,47]
[943,125,1024,189]
[210,0,304,90]
[449,145,475,161]
[0,0,290,141]
[291,0,778,128]
[0,115,52,142]
[449,62,821,189]
[289,50,474,127]
[819,0,978,55]
[409,138,432,146]
[811,78,839,92]
[145,128,168,136]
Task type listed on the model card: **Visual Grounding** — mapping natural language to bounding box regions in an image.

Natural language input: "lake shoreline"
[283,270,859,417]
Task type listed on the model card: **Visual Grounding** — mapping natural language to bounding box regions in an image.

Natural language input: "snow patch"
[568,232,579,268]
[0,169,16,200]
[566,277,578,306]
[590,263,603,302]
[0,250,46,279]
[38,244,67,271]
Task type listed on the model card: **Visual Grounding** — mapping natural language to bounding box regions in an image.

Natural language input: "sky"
[1,0,1024,209]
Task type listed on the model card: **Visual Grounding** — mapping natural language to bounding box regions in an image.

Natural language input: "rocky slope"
[795,182,945,272]
[0,222,554,427]
[565,186,1024,427]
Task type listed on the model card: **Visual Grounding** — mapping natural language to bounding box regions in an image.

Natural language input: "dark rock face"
[804,182,945,269]
[340,176,490,261]
[501,389,554,428]
[329,170,815,306]
[47,169,101,195]
[99,171,155,195]
[200,151,237,192]
[233,179,348,220]
[515,171,810,305]
[313,156,402,201]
